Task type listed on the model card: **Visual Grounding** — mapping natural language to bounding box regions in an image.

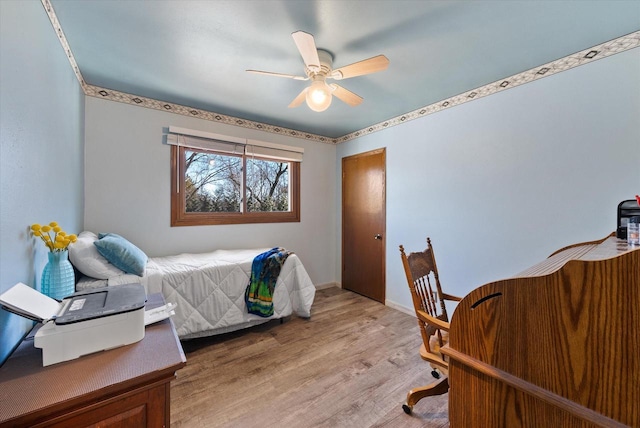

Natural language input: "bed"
[71,233,316,339]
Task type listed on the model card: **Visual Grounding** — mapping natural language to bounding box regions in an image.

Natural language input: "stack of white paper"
[144,302,177,325]
[0,282,62,322]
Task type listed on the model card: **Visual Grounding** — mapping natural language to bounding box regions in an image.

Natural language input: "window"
[169,128,301,226]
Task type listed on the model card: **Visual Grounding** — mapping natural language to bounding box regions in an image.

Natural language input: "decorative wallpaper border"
[42,0,87,90]
[82,84,335,144]
[42,0,639,145]
[337,31,640,144]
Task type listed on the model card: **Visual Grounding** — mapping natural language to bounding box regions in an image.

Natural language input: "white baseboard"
[314,282,340,290]
[385,299,415,317]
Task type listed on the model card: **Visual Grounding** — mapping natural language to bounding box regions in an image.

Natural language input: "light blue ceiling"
[50,0,639,139]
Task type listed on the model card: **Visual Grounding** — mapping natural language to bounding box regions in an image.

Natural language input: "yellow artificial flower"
[31,222,77,252]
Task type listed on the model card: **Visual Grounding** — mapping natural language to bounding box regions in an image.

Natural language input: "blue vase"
[41,250,75,300]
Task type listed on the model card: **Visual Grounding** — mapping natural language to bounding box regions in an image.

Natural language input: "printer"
[1,283,146,366]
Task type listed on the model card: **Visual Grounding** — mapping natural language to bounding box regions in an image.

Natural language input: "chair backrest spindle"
[400,237,460,366]
[399,237,462,412]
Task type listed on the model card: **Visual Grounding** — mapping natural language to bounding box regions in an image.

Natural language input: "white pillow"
[68,231,125,279]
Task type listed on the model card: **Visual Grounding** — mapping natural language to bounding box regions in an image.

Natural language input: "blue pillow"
[94,233,148,276]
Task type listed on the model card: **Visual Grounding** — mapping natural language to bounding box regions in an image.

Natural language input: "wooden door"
[342,148,386,303]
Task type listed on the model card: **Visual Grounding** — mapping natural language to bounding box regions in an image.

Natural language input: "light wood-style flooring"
[171,286,449,428]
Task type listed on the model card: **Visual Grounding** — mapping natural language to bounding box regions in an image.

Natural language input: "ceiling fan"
[247,31,389,112]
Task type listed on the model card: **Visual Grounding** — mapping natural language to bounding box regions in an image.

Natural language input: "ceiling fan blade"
[246,70,308,81]
[291,31,321,71]
[331,84,363,107]
[288,88,308,108]
[332,55,389,80]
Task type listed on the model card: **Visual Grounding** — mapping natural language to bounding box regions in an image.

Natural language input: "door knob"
[374,234,382,240]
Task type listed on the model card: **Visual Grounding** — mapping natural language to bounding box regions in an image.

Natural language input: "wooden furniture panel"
[0,294,186,428]
[342,148,386,303]
[441,235,639,427]
[42,383,156,428]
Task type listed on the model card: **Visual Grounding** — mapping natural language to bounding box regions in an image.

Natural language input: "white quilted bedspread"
[108,248,316,339]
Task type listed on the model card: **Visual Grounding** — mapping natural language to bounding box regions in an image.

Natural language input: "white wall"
[84,98,337,286]
[337,48,640,313]
[0,1,85,362]
[80,44,640,315]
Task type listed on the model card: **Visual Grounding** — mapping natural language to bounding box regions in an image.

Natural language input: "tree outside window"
[171,146,300,226]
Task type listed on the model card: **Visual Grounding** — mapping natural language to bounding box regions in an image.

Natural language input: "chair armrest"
[442,293,462,302]
[417,309,450,331]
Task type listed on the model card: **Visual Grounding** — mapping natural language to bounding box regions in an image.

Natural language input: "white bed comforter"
[105,248,315,339]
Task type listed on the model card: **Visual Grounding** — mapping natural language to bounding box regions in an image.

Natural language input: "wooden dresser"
[441,234,639,427]
[0,294,186,427]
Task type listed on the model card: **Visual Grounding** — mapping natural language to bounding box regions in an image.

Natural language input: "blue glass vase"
[41,250,75,300]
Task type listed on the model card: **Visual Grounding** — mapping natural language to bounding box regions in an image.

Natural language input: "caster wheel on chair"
[431,369,440,379]
[402,403,413,414]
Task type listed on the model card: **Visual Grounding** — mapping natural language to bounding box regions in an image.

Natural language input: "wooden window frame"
[171,145,300,226]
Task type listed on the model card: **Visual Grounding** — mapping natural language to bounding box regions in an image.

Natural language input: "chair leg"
[402,376,449,414]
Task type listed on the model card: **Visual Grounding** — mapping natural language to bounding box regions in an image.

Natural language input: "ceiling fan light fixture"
[306,79,332,112]
[248,32,388,111]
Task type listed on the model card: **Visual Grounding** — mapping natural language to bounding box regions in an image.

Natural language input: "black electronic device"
[55,284,146,325]
[616,199,640,239]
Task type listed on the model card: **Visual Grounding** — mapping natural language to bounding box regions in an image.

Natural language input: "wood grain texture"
[444,236,639,427]
[342,149,386,303]
[171,287,449,428]
[0,293,185,428]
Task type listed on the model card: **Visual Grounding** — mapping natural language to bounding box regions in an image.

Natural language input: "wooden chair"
[399,237,462,414]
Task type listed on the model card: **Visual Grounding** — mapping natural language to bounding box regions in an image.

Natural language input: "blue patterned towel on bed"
[245,247,292,317]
